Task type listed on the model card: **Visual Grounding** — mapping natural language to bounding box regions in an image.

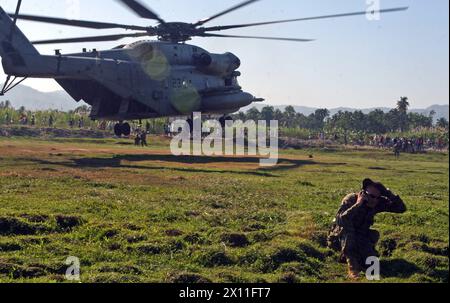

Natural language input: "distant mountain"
[410,105,449,121]
[0,85,86,111]
[245,104,449,121]
[1,85,448,121]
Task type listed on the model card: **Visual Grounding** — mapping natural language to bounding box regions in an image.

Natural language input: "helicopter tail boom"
[0,6,40,75]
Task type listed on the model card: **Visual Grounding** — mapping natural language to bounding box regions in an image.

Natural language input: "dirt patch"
[278,272,300,283]
[183,233,209,245]
[220,233,250,248]
[0,262,47,279]
[271,248,305,266]
[244,223,267,232]
[369,167,387,171]
[0,241,22,252]
[379,238,398,257]
[0,217,43,236]
[55,215,84,230]
[125,234,147,244]
[197,249,235,267]
[167,272,212,283]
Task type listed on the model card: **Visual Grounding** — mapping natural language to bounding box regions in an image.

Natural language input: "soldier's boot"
[347,258,362,280]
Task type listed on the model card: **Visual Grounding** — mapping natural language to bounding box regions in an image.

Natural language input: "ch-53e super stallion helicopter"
[0,0,407,136]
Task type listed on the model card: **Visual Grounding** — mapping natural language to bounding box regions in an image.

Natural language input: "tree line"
[233,97,449,133]
[1,97,449,140]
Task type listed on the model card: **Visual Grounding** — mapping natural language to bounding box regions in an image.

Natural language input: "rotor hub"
[156,22,198,42]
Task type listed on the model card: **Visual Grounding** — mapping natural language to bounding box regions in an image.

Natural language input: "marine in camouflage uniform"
[327,179,406,279]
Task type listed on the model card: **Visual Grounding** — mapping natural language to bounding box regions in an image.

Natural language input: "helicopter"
[0,0,408,136]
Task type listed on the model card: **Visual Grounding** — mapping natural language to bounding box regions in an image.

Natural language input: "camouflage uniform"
[328,192,406,269]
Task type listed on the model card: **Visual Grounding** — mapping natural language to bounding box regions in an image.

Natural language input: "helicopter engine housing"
[194,52,241,77]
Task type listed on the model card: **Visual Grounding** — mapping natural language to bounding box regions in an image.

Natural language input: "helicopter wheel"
[114,123,122,137]
[186,118,194,134]
[114,122,131,137]
[122,123,131,136]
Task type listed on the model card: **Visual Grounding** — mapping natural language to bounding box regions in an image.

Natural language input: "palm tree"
[396,97,410,113]
[246,107,261,122]
[429,110,436,116]
[260,106,275,123]
[0,100,12,109]
[396,97,410,132]
[284,106,297,128]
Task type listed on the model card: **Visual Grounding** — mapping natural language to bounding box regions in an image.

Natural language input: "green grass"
[0,136,448,283]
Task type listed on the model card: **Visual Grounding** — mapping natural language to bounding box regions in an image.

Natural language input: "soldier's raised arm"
[377,190,407,214]
[337,193,365,226]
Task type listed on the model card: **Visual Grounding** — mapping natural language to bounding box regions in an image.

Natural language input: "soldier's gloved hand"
[357,191,368,206]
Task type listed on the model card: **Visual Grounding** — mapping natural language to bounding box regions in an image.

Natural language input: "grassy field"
[0,136,448,283]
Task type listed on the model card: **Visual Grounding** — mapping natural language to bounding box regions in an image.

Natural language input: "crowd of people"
[369,135,448,153]
[4,112,89,129]
[3,112,448,153]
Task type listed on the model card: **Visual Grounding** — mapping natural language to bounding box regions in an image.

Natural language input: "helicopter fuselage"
[2,1,408,123]
[2,40,262,120]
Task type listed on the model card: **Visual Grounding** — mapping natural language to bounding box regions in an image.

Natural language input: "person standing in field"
[393,141,401,158]
[327,179,406,280]
[134,130,141,146]
[140,131,148,147]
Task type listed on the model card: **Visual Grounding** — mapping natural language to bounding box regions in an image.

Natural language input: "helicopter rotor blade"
[199,33,314,42]
[202,7,409,32]
[118,0,166,24]
[31,32,150,45]
[7,13,149,31]
[194,0,261,27]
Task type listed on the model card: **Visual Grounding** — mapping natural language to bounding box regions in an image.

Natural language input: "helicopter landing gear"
[187,114,202,134]
[186,118,194,134]
[219,115,234,128]
[114,122,131,137]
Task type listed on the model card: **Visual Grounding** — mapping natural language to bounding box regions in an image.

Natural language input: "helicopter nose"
[202,92,258,111]
[226,52,241,69]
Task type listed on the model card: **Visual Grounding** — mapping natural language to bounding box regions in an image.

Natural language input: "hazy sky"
[0,0,448,109]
